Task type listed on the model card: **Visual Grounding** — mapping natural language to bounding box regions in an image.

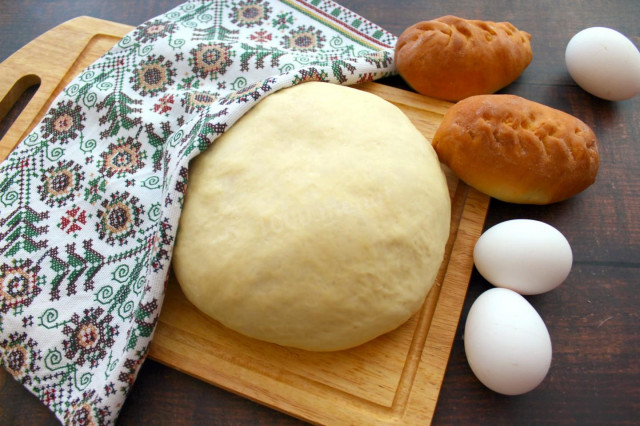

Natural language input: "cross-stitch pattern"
[0,0,396,424]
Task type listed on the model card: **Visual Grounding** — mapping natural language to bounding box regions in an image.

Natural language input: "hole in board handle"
[0,74,42,141]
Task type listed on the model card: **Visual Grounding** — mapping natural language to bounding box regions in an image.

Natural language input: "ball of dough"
[173,82,451,351]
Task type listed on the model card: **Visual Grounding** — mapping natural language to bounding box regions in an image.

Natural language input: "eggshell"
[473,219,572,295]
[464,288,552,395]
[565,27,640,101]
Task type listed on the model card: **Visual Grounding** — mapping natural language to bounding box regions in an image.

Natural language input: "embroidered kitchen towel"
[0,0,396,424]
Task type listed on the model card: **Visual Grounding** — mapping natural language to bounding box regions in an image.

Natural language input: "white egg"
[565,26,640,101]
[464,288,552,395]
[473,219,572,295]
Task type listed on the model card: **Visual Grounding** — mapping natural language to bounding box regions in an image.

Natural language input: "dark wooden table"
[1,0,638,424]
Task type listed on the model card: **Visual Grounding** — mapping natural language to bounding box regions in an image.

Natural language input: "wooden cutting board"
[0,16,490,425]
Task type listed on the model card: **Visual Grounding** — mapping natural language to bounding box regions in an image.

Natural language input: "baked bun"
[395,16,532,101]
[432,94,599,204]
[173,82,451,351]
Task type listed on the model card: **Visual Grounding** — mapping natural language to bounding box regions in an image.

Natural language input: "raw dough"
[172,82,451,351]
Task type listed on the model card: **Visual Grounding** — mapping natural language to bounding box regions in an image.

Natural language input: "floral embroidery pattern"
[98,137,146,178]
[282,25,326,52]
[40,100,86,144]
[250,30,273,43]
[83,176,107,205]
[58,205,91,237]
[272,11,294,31]
[0,1,396,424]
[1,332,41,385]
[62,390,110,425]
[134,19,177,44]
[0,262,41,315]
[189,43,234,80]
[62,307,117,369]
[130,55,177,97]
[153,93,175,115]
[38,160,84,208]
[96,192,144,247]
[230,0,273,28]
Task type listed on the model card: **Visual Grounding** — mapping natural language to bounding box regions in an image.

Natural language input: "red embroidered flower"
[153,93,175,115]
[250,30,273,43]
[58,206,90,237]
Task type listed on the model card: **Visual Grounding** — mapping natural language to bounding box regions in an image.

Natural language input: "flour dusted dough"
[172,82,451,351]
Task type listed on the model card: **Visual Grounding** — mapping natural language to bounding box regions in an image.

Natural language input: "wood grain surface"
[1,1,639,425]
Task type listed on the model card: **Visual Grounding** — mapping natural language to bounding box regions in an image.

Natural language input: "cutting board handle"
[0,16,131,161]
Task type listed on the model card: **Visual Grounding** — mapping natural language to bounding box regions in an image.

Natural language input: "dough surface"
[172,82,451,351]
